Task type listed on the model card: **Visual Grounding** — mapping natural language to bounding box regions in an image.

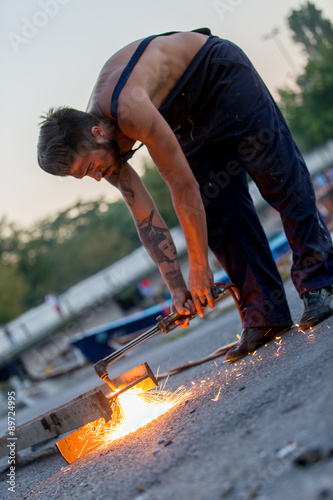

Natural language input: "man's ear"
[91,126,107,142]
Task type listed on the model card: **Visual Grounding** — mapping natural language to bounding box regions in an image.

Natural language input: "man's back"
[87,31,208,122]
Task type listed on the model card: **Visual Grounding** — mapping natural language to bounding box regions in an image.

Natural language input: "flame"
[83,385,187,451]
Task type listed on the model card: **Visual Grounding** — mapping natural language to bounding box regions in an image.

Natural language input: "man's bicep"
[118,97,177,157]
[118,98,197,188]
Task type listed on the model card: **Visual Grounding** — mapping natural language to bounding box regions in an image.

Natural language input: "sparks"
[211,387,221,402]
[273,338,285,357]
[85,386,188,450]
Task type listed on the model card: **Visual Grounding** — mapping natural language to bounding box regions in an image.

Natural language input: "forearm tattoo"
[165,270,186,290]
[138,210,178,265]
[138,210,187,291]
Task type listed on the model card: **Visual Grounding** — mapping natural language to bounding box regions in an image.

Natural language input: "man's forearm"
[137,209,187,294]
[171,183,209,269]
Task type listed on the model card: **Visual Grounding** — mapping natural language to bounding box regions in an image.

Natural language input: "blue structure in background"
[71,300,170,363]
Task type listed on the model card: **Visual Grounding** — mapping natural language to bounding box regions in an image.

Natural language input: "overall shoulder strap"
[110,35,158,119]
[110,28,212,119]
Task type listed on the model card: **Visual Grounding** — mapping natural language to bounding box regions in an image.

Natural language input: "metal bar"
[56,421,104,464]
[0,390,111,458]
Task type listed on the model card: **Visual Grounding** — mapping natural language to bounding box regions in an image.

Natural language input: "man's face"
[70,140,120,182]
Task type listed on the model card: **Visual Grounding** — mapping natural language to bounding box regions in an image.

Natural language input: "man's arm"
[117,94,215,316]
[105,163,195,324]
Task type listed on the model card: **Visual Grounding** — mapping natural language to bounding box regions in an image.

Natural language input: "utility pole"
[263,26,298,76]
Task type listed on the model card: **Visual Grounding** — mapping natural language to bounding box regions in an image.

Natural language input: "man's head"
[37,107,121,181]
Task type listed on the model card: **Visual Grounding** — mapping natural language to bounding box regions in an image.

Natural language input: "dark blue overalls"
[111,29,333,328]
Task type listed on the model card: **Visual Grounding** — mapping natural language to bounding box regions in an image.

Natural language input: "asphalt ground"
[1,279,333,500]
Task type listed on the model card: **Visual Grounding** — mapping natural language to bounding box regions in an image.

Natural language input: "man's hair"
[37,107,101,176]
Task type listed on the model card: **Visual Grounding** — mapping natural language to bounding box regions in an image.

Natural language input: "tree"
[278,38,333,151]
[278,3,333,151]
[288,1,333,58]
[0,261,28,323]
[15,199,141,307]
[141,160,178,228]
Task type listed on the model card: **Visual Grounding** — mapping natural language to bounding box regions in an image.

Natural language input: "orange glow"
[85,386,188,450]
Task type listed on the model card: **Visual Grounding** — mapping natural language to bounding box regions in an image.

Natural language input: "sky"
[1,0,333,229]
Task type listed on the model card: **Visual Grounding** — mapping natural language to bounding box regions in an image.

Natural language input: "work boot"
[299,286,333,329]
[225,325,292,363]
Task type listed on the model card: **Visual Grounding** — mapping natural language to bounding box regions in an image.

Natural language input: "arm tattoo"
[138,211,186,291]
[165,270,186,289]
[138,210,177,266]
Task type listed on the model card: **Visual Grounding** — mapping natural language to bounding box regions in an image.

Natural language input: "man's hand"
[171,288,196,328]
[188,264,215,318]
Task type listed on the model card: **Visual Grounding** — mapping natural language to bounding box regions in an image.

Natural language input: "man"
[37,28,333,362]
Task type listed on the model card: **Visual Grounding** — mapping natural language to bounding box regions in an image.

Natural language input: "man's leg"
[238,100,333,328]
[189,145,293,330]
[188,146,293,362]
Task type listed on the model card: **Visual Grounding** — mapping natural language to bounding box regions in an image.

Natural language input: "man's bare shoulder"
[119,32,208,112]
[87,31,208,119]
[87,38,143,116]
[102,31,207,78]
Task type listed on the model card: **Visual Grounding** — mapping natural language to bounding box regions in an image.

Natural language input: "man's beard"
[96,138,121,167]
